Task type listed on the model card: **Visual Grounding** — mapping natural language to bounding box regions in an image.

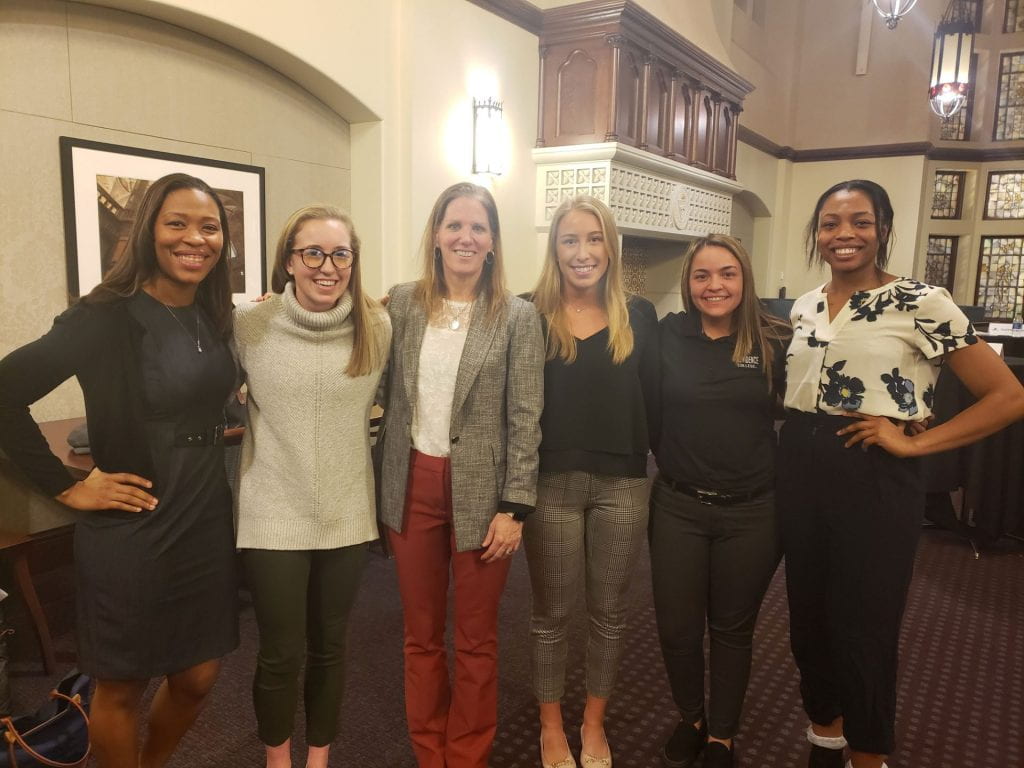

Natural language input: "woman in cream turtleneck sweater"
[233,205,391,768]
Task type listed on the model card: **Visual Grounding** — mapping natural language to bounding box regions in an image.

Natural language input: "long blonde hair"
[531,195,633,364]
[680,234,791,389]
[269,204,388,377]
[414,182,508,325]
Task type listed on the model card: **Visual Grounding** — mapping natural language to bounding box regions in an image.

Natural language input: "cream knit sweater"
[233,283,391,550]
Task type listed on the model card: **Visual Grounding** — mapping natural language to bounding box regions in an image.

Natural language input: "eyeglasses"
[290,247,355,270]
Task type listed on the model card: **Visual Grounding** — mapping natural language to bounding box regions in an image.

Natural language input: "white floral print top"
[784,278,977,420]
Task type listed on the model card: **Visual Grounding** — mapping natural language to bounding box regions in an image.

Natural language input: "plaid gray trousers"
[523,470,649,701]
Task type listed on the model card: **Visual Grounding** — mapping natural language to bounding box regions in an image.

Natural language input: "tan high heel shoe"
[579,725,612,768]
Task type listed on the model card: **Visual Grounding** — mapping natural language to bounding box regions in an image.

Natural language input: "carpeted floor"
[4,527,1022,768]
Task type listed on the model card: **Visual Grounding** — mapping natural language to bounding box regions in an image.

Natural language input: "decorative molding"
[534,143,743,194]
[736,125,794,160]
[927,145,1024,162]
[534,143,734,240]
[793,142,932,162]
[738,125,1024,163]
[466,0,543,35]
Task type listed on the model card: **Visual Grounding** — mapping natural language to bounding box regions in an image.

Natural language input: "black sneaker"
[808,744,845,768]
[703,741,734,768]
[661,719,707,768]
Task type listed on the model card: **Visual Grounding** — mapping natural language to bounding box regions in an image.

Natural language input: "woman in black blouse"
[525,195,658,768]
[651,234,790,768]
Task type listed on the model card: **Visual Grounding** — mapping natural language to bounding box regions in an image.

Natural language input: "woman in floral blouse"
[779,179,1024,768]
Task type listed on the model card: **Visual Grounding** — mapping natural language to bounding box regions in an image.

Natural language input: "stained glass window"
[938,52,975,142]
[995,52,1024,141]
[931,171,965,219]
[939,107,969,141]
[976,237,1024,320]
[924,236,958,290]
[985,171,1024,219]
[1006,0,1024,32]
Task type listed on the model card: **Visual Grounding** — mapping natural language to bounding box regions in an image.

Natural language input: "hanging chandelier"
[872,0,918,30]
[928,0,976,119]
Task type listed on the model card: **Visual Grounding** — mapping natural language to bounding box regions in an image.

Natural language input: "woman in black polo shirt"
[525,195,658,768]
[651,234,790,768]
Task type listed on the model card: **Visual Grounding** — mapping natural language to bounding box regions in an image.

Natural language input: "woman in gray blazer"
[377,182,544,768]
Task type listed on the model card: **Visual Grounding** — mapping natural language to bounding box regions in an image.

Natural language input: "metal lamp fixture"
[928,0,976,119]
[871,0,917,30]
[472,97,503,175]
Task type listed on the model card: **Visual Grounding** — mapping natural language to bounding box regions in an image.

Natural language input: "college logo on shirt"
[735,354,761,370]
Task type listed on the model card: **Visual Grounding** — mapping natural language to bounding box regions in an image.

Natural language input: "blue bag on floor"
[0,670,91,767]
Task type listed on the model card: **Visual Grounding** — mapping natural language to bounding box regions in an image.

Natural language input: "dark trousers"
[777,411,923,755]
[649,477,780,739]
[388,450,512,768]
[242,545,367,747]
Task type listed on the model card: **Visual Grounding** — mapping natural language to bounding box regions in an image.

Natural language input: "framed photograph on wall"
[59,136,266,303]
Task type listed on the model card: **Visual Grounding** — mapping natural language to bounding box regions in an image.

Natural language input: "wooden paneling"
[536,0,751,179]
[668,80,695,163]
[641,60,671,154]
[613,44,642,144]
[692,92,714,170]
[556,49,599,138]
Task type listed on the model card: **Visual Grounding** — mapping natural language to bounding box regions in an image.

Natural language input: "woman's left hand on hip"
[480,512,523,563]
[837,413,919,457]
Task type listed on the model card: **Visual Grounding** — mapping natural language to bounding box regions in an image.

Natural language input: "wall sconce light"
[472,97,503,175]
[871,0,917,30]
[929,0,975,119]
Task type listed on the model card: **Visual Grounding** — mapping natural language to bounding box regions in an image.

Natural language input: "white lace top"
[784,278,977,420]
[412,302,472,457]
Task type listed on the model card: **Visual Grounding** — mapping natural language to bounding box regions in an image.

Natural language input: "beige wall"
[733,142,932,302]
[0,0,352,421]
[400,0,542,293]
[780,156,930,297]
[729,1,801,146]
[731,0,953,149]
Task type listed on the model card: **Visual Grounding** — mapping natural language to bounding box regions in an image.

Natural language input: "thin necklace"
[161,303,203,352]
[443,298,473,331]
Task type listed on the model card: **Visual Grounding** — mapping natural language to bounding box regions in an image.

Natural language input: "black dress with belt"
[0,291,239,680]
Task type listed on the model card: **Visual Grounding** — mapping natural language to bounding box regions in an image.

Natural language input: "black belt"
[174,422,225,448]
[659,474,770,506]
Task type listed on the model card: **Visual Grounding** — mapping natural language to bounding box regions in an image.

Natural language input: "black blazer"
[0,299,158,497]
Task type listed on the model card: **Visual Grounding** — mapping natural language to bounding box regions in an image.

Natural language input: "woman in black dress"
[0,173,238,768]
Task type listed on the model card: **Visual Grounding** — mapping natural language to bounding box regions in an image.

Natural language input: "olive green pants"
[242,545,366,747]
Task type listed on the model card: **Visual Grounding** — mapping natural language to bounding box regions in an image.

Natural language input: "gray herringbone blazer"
[378,282,544,552]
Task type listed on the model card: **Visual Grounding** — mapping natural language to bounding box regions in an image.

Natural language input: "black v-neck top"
[539,295,659,477]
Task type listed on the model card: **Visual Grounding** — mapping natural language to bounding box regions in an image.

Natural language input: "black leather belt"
[659,474,769,506]
[174,422,225,448]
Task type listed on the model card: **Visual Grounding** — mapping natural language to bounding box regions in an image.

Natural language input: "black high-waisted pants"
[777,410,923,756]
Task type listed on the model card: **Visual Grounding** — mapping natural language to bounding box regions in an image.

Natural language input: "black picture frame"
[59,136,267,302]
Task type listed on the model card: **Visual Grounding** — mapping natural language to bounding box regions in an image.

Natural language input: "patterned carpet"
[4,527,1022,768]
